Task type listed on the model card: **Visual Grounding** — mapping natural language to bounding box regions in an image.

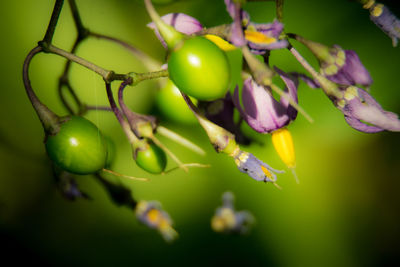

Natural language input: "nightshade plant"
[22,0,400,241]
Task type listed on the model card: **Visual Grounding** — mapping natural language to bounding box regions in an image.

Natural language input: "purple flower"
[224,0,288,53]
[335,86,400,133]
[233,67,298,133]
[245,21,289,54]
[135,200,178,242]
[290,34,373,87]
[147,13,203,48]
[211,191,254,234]
[234,150,284,183]
[320,46,373,88]
[369,3,400,47]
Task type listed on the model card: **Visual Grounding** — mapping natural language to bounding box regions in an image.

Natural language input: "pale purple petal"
[147,13,203,48]
[224,0,250,25]
[234,78,290,133]
[338,87,400,132]
[325,48,373,87]
[229,1,246,46]
[274,67,299,120]
[369,4,400,47]
[235,151,283,182]
[344,116,384,133]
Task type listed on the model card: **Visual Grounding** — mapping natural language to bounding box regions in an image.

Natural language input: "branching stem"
[23,46,60,135]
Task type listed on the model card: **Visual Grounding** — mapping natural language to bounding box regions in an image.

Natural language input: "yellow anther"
[323,64,339,75]
[158,218,170,230]
[204,34,237,51]
[363,0,375,9]
[261,165,272,179]
[244,30,276,44]
[238,151,249,164]
[271,128,296,169]
[147,208,162,224]
[220,208,236,228]
[338,99,346,108]
[371,4,383,17]
[211,216,226,232]
[344,86,358,101]
[335,50,346,67]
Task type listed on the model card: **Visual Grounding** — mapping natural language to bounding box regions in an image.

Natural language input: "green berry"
[45,116,107,175]
[135,141,167,174]
[156,79,198,124]
[168,36,230,101]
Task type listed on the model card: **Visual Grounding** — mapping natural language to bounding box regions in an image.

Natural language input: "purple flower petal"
[227,0,246,46]
[369,3,400,47]
[324,47,373,87]
[246,21,289,51]
[235,151,283,182]
[344,116,384,133]
[274,67,299,120]
[224,0,250,25]
[147,13,203,48]
[337,86,400,132]
[233,78,290,133]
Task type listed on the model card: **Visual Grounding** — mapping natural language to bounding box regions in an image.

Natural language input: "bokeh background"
[1,0,399,266]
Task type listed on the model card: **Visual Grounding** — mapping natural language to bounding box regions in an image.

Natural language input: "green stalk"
[144,0,184,50]
[23,46,60,135]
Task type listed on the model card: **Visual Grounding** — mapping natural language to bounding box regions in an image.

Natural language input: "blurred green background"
[0,0,399,266]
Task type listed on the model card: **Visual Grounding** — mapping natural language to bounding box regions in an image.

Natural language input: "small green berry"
[45,116,107,175]
[168,36,230,101]
[135,141,167,174]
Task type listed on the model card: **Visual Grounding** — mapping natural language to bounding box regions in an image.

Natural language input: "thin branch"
[68,0,88,39]
[42,0,64,45]
[276,0,284,22]
[23,46,60,134]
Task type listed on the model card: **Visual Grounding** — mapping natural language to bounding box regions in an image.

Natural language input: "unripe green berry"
[45,116,107,175]
[168,36,230,101]
[156,79,198,124]
[134,141,167,174]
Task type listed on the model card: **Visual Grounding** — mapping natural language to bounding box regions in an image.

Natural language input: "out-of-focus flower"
[211,192,254,234]
[334,86,400,133]
[135,200,178,242]
[289,34,373,87]
[233,68,298,133]
[368,2,400,47]
[147,13,203,48]
[234,150,284,183]
[225,0,288,53]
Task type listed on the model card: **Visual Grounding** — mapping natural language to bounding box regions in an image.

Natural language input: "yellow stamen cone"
[204,34,237,51]
[244,30,276,44]
[271,128,299,183]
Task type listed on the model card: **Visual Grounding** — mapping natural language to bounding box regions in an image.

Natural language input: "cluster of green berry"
[22,0,400,241]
